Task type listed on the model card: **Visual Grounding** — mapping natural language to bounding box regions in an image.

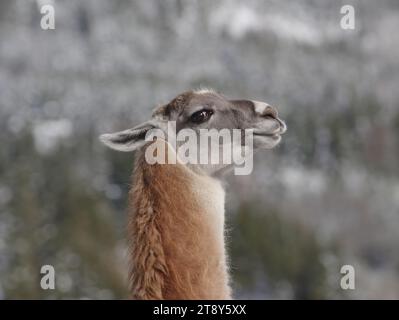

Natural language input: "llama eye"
[190,110,213,124]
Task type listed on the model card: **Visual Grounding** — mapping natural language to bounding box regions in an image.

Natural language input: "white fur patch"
[253,100,269,114]
[194,87,216,95]
[190,174,226,241]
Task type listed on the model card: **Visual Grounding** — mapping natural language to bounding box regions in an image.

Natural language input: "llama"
[100,89,286,299]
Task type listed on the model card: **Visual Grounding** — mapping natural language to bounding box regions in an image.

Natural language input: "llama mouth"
[253,132,281,139]
[253,120,287,138]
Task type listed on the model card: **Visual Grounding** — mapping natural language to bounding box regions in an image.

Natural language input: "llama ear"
[99,121,157,152]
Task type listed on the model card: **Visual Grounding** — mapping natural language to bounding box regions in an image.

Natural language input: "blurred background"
[1,0,399,299]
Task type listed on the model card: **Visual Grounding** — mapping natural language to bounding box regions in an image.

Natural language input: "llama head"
[100,89,286,175]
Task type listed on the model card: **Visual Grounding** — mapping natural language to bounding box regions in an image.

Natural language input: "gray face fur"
[100,89,287,174]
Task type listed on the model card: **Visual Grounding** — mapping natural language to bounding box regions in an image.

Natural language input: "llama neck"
[128,146,231,299]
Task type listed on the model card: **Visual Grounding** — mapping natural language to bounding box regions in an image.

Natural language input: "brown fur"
[152,91,194,119]
[128,141,231,299]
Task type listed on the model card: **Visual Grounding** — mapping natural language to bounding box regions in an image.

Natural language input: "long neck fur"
[128,141,231,299]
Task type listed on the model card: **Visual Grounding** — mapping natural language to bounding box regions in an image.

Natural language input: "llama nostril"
[264,105,278,119]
